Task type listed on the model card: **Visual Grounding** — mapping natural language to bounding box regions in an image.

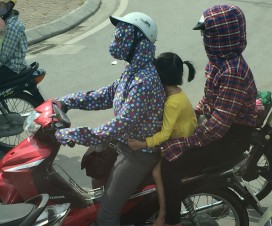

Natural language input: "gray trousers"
[96,142,160,226]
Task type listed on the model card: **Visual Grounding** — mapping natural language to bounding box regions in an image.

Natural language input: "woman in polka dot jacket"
[55,12,165,226]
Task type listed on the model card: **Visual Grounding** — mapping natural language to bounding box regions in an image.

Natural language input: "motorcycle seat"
[19,62,38,76]
[0,203,35,226]
[181,153,247,184]
[0,62,39,89]
[19,65,32,75]
[0,71,32,89]
[200,153,246,174]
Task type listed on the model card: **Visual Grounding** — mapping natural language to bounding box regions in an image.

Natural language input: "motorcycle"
[0,193,70,226]
[240,104,272,201]
[0,61,46,154]
[196,100,272,202]
[0,99,264,225]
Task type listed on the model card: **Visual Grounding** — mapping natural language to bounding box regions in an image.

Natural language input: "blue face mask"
[109,22,134,60]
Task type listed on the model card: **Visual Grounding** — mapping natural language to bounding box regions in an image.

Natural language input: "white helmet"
[110,12,158,43]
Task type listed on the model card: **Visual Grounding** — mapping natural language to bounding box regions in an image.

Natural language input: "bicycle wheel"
[244,149,272,201]
[0,92,40,152]
[181,188,249,226]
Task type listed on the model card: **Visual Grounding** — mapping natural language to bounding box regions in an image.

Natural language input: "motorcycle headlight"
[23,111,41,133]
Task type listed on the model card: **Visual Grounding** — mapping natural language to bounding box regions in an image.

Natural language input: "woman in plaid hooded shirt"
[160,5,258,225]
[0,0,27,83]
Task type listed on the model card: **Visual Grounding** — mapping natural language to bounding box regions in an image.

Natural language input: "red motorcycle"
[0,99,264,225]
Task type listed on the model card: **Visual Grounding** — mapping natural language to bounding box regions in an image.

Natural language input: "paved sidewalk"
[14,0,101,45]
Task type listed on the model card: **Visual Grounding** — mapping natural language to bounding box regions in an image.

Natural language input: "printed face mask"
[109,22,134,60]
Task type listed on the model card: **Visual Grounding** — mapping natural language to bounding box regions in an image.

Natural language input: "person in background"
[55,12,165,226]
[128,52,197,226]
[0,16,5,53]
[0,0,27,83]
[159,5,257,226]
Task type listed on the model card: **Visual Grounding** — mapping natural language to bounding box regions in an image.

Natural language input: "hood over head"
[109,22,155,69]
[202,5,247,61]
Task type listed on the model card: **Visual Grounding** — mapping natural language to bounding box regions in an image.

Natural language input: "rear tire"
[0,92,41,153]
[183,188,249,226]
[137,188,249,226]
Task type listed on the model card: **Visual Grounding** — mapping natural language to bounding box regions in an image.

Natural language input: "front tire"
[0,92,41,153]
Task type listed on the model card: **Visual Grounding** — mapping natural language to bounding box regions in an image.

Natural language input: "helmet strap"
[126,27,145,63]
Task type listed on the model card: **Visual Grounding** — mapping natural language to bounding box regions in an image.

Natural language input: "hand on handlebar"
[53,99,68,113]
[55,128,76,147]
[55,125,97,148]
[67,140,75,148]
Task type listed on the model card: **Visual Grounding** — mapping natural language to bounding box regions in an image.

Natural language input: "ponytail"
[183,61,196,82]
[155,52,196,86]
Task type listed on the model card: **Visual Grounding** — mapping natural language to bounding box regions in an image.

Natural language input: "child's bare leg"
[153,162,183,226]
[152,160,166,226]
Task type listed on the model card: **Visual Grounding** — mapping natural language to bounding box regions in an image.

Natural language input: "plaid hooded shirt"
[0,11,27,74]
[55,23,165,151]
[162,5,257,161]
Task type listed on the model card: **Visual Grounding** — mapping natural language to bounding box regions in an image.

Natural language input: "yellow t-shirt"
[146,91,197,147]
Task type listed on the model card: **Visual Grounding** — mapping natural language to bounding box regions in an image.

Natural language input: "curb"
[26,0,101,46]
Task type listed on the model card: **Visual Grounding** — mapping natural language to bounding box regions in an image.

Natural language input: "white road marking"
[65,0,128,45]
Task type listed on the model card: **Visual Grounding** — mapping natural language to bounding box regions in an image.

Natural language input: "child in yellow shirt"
[128,52,197,226]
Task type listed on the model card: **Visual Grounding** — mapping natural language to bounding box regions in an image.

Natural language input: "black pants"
[160,124,253,224]
[0,66,19,84]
